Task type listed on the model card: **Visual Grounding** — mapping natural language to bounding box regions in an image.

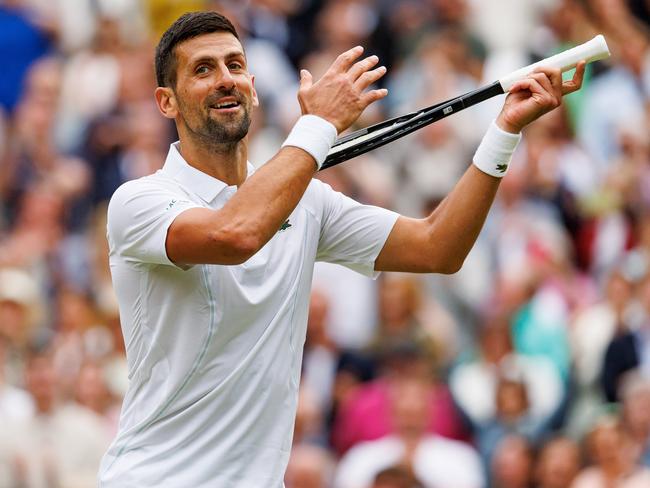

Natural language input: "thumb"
[299,69,313,90]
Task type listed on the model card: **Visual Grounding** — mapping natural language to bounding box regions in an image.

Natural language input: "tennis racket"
[320,35,610,171]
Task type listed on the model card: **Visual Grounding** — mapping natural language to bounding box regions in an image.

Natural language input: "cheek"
[177,83,208,107]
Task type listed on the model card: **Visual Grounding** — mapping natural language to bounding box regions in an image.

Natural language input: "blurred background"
[1,0,650,487]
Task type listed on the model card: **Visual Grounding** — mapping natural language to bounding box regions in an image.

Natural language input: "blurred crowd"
[2,0,650,487]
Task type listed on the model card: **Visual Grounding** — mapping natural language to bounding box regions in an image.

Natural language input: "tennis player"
[99,11,585,487]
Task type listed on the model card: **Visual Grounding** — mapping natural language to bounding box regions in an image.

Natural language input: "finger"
[354,65,387,91]
[509,77,544,95]
[331,46,364,73]
[348,54,379,81]
[529,72,554,95]
[533,66,563,96]
[509,78,555,106]
[299,69,313,90]
[528,72,559,104]
[360,88,389,107]
[561,60,586,95]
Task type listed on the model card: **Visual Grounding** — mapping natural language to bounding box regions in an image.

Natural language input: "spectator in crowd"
[369,273,458,371]
[285,444,336,488]
[0,0,53,113]
[567,268,633,436]
[301,288,341,415]
[602,273,650,402]
[571,416,650,488]
[619,371,650,468]
[0,267,43,385]
[0,349,111,487]
[371,466,424,488]
[489,434,535,488]
[1,57,90,225]
[74,361,121,438]
[476,374,548,465]
[0,340,34,421]
[449,319,563,433]
[334,377,483,488]
[534,436,582,488]
[332,341,466,456]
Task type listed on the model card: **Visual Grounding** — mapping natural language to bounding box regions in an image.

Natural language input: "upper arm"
[108,179,264,267]
[374,215,461,274]
[165,206,259,265]
[374,216,436,273]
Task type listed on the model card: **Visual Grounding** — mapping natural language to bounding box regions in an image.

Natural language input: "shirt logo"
[165,199,178,211]
[278,219,292,232]
[496,163,508,173]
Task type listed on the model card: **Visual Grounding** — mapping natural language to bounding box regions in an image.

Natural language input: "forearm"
[376,121,518,273]
[424,165,501,271]
[377,65,584,274]
[216,146,318,252]
[423,117,519,270]
[166,145,320,266]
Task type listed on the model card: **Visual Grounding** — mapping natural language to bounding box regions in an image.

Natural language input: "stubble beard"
[202,110,250,145]
[179,91,252,152]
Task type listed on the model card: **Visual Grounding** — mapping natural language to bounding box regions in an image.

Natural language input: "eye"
[196,65,210,75]
[228,61,243,71]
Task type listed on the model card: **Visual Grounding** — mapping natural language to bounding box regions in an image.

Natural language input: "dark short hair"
[155,11,240,88]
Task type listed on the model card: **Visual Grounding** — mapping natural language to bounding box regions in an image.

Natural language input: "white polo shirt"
[99,143,398,487]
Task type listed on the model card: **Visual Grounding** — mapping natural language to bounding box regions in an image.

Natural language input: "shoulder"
[343,436,402,460]
[107,173,187,229]
[304,177,337,202]
[415,436,483,483]
[108,172,177,208]
[298,178,342,218]
[419,436,480,461]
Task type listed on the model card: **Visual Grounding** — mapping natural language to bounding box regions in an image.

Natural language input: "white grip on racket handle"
[499,35,610,92]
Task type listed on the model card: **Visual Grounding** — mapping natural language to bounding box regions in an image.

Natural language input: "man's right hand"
[297,46,388,134]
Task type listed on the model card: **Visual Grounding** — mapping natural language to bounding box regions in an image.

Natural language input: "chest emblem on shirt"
[278,219,292,232]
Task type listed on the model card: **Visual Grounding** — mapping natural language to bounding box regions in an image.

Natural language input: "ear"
[251,75,259,108]
[155,86,178,119]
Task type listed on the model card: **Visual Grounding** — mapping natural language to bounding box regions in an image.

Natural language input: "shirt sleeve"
[315,181,399,278]
[107,179,202,266]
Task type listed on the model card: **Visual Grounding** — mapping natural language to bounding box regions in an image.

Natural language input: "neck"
[36,397,55,415]
[178,130,249,187]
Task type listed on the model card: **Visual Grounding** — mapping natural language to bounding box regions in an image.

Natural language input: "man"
[99,10,585,487]
[334,378,483,488]
[602,273,650,402]
[1,350,111,487]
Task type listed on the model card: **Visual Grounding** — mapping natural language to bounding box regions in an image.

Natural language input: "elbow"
[428,255,465,275]
[440,259,464,275]
[435,262,463,275]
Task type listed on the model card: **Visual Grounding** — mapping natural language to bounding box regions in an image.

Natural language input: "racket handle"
[498,35,610,92]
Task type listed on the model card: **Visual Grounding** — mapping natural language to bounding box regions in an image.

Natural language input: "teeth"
[216,102,238,109]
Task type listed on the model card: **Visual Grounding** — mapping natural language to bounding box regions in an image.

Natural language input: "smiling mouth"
[210,101,241,110]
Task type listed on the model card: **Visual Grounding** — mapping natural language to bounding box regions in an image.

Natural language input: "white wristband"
[282,115,338,169]
[472,120,522,178]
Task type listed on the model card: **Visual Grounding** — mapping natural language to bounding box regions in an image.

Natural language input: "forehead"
[175,31,245,65]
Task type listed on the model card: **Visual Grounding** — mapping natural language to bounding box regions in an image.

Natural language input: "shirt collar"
[160,141,255,203]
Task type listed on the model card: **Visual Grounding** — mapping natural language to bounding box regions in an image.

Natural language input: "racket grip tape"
[498,35,610,92]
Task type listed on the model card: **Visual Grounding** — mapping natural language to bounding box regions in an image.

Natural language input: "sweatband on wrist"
[472,120,522,178]
[282,115,338,169]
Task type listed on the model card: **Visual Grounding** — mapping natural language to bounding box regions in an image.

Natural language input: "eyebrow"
[190,50,246,66]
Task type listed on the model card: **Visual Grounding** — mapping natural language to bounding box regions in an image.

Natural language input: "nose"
[215,63,235,91]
